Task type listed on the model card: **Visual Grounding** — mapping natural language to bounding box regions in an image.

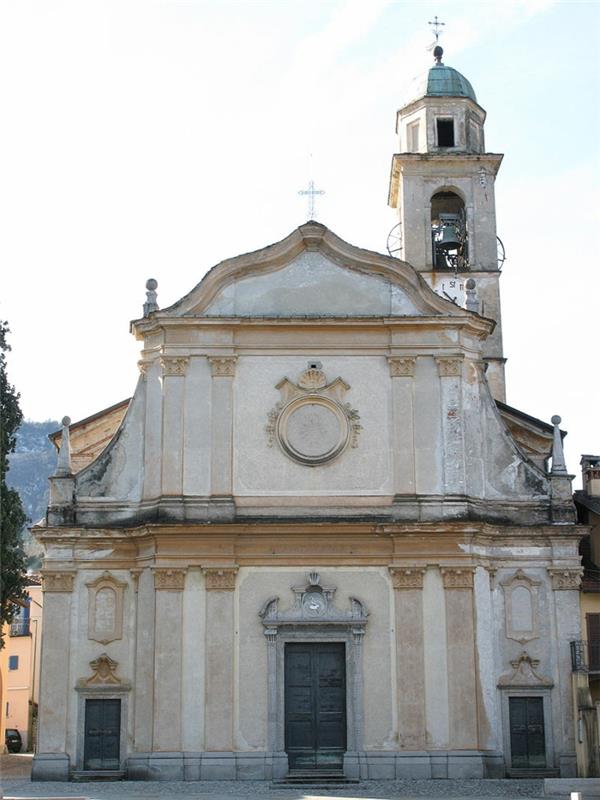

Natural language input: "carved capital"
[441,567,475,589]
[435,356,463,378]
[203,567,238,590]
[547,567,583,590]
[137,359,151,375]
[160,356,189,377]
[389,566,426,590]
[208,356,237,377]
[129,568,143,592]
[41,570,76,593]
[153,568,187,590]
[388,357,416,378]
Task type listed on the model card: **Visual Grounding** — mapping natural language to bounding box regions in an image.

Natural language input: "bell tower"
[388,45,506,401]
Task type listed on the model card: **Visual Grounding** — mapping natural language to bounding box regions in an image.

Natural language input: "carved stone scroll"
[41,571,76,593]
[85,653,121,686]
[203,567,238,591]
[497,651,553,689]
[388,357,416,378]
[389,566,426,590]
[153,568,187,590]
[441,567,475,589]
[208,356,237,377]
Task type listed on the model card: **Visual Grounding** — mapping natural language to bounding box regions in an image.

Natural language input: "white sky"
[1,0,599,484]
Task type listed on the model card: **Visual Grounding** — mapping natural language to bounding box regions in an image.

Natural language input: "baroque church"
[32,47,583,782]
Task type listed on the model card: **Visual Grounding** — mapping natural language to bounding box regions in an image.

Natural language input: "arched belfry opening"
[431,190,469,270]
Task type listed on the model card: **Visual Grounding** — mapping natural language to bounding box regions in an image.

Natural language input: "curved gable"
[155,222,470,320]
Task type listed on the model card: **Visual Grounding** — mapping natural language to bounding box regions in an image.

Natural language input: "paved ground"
[0,756,552,800]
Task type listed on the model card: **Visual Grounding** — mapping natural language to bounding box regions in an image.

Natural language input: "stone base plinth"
[31,753,70,781]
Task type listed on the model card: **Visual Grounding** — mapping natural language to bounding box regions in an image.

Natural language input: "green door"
[509,696,546,769]
[284,642,346,771]
[83,699,121,771]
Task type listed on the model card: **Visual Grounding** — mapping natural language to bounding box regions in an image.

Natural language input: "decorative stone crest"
[208,356,237,377]
[86,571,127,645]
[160,356,189,377]
[435,357,463,378]
[85,653,121,685]
[266,362,362,466]
[497,651,553,689]
[441,567,475,589]
[547,567,583,590]
[388,357,416,378]
[41,571,76,593]
[500,569,541,644]
[259,572,368,642]
[153,568,187,590]
[389,566,426,590]
[203,567,238,591]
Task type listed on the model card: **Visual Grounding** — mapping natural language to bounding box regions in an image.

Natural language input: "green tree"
[0,321,27,648]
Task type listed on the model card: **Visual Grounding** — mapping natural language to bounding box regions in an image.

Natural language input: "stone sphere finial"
[465,278,476,290]
[434,45,444,64]
[551,415,562,426]
[61,415,71,427]
[146,278,158,291]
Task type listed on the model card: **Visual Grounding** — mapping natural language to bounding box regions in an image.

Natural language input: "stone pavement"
[0,757,555,800]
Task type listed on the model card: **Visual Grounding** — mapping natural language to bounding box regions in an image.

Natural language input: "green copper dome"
[404,49,478,106]
[425,63,476,102]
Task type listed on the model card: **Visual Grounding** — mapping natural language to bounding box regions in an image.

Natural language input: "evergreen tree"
[1,321,27,648]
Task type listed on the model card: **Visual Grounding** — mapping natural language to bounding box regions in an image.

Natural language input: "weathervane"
[428,15,445,43]
[298,179,325,221]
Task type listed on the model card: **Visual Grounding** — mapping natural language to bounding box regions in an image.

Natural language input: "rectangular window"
[437,118,455,147]
[588,613,600,671]
[8,655,19,670]
[407,121,420,152]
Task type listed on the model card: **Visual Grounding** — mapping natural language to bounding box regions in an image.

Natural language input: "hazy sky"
[1,0,599,482]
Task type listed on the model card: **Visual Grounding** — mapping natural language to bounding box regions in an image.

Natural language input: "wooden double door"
[83,699,121,771]
[285,642,347,770]
[509,696,546,769]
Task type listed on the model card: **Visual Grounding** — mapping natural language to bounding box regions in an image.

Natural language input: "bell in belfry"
[439,223,461,251]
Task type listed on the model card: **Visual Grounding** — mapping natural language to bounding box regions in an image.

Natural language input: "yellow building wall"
[1,584,43,752]
[581,592,600,704]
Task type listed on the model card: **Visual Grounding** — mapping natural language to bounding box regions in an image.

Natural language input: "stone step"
[72,769,125,781]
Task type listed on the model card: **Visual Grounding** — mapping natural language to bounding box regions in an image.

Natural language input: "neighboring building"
[32,48,584,783]
[571,457,600,776]
[0,579,43,752]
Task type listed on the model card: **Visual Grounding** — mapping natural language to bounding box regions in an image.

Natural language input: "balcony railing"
[9,620,30,637]
[570,639,600,673]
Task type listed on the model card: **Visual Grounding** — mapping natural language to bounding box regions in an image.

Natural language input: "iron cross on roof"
[298,179,325,221]
[428,15,446,42]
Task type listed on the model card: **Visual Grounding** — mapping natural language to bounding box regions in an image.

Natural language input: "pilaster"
[160,356,189,496]
[33,571,76,779]
[132,568,155,752]
[435,356,466,496]
[388,357,416,496]
[389,567,426,748]
[208,356,237,506]
[152,568,186,752]
[203,567,238,752]
[441,567,478,749]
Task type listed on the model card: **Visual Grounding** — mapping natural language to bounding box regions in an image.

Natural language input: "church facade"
[33,50,583,782]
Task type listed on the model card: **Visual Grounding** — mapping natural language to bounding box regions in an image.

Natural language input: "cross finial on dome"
[429,15,445,43]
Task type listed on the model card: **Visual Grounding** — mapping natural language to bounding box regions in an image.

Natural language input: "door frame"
[75,686,130,772]
[267,626,365,759]
[284,640,348,769]
[499,688,555,772]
